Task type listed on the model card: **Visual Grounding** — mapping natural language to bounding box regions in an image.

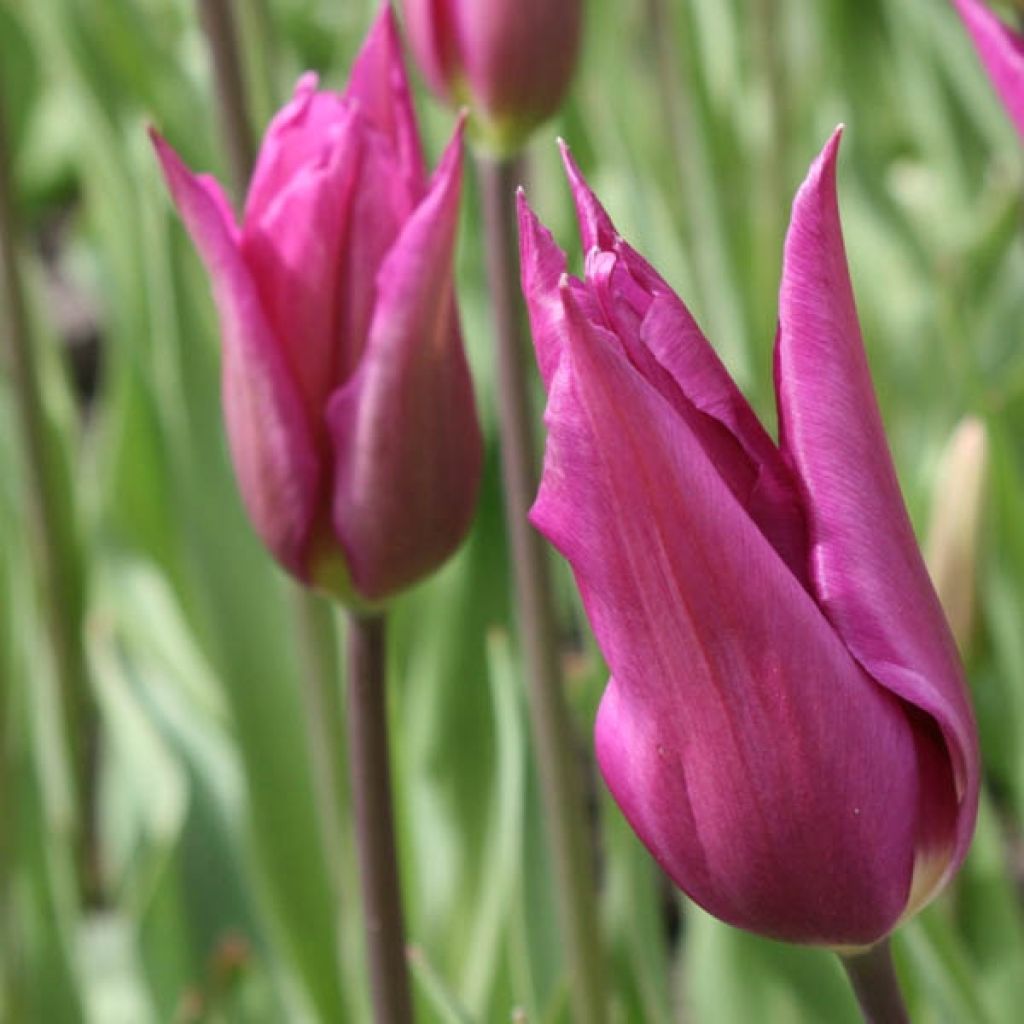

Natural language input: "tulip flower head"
[518,131,980,948]
[401,0,582,155]
[953,0,1024,136]
[151,9,482,606]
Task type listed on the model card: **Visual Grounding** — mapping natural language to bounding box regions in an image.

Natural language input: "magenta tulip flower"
[400,0,582,153]
[150,9,482,605]
[953,0,1024,136]
[518,131,980,948]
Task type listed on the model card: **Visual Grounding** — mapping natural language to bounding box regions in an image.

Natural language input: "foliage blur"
[1,0,1023,1021]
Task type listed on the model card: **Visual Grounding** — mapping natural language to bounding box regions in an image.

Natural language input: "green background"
[1,0,1022,1020]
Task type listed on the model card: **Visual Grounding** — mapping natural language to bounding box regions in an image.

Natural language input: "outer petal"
[517,190,570,389]
[326,122,481,600]
[953,0,1024,137]
[346,5,427,202]
[534,282,920,947]
[240,104,362,427]
[151,131,322,579]
[774,128,980,906]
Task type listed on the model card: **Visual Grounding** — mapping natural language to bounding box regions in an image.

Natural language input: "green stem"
[475,152,607,1024]
[839,941,910,1024]
[0,57,101,908]
[345,613,413,1024]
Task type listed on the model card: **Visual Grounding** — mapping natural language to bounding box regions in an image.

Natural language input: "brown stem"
[196,0,257,200]
[476,153,607,1024]
[345,613,413,1024]
[839,941,911,1024]
[0,62,101,908]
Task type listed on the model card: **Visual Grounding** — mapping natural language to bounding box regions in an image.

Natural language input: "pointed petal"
[534,282,920,946]
[346,5,427,199]
[517,189,570,389]
[240,105,362,425]
[559,140,616,252]
[953,0,1024,137]
[150,130,321,578]
[326,121,481,600]
[775,128,980,898]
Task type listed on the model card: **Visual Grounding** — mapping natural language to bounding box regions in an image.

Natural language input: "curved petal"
[953,0,1024,137]
[244,74,349,224]
[517,190,570,389]
[534,280,921,947]
[347,5,426,202]
[400,0,460,102]
[151,130,322,579]
[240,105,362,427]
[326,121,481,600]
[774,128,980,902]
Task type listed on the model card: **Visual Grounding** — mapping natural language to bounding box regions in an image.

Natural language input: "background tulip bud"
[925,417,990,652]
[401,0,583,155]
[151,10,482,606]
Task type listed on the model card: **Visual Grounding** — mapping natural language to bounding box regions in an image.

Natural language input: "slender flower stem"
[839,941,910,1024]
[476,153,608,1024]
[196,0,257,198]
[345,613,412,1024]
[0,67,101,907]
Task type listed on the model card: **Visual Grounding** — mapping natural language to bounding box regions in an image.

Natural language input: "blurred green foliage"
[1,0,1023,1021]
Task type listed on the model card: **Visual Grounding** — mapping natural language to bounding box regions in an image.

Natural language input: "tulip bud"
[151,9,482,606]
[401,0,582,155]
[925,417,989,652]
[519,130,980,948]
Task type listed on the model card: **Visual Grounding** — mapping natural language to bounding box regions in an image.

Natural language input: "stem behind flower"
[839,940,911,1024]
[476,152,608,1024]
[345,613,413,1024]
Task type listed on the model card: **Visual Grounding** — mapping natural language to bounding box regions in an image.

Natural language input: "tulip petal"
[347,5,427,201]
[517,190,570,389]
[245,74,349,223]
[151,130,321,578]
[401,0,460,102]
[240,105,362,427]
[533,279,920,946]
[326,121,481,600]
[774,128,980,901]
[953,0,1024,137]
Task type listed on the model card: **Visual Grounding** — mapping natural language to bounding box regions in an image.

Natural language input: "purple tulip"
[518,131,980,947]
[953,0,1024,136]
[150,9,482,604]
[400,0,582,153]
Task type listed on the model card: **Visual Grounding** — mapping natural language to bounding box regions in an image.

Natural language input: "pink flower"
[518,131,980,947]
[401,0,582,153]
[953,0,1024,136]
[150,9,482,604]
